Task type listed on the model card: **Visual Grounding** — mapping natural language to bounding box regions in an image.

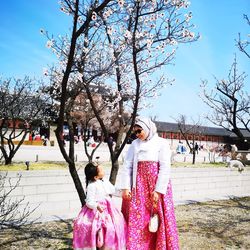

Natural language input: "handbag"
[96,227,104,248]
[148,208,159,233]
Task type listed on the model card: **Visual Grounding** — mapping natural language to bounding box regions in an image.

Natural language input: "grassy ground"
[171,162,226,168]
[0,161,69,171]
[177,196,250,250]
[0,161,227,171]
[0,197,249,249]
[0,161,116,172]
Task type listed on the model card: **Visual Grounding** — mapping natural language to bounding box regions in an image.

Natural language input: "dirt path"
[0,197,249,250]
[177,197,250,250]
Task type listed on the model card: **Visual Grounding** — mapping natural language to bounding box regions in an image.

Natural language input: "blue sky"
[1,0,249,126]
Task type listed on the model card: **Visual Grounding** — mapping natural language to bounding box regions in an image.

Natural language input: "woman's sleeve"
[85,183,97,209]
[115,143,135,190]
[155,140,171,194]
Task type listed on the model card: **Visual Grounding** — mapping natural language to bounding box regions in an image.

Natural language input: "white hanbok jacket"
[85,179,115,209]
[116,134,171,194]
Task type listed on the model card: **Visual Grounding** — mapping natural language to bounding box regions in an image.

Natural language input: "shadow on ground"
[176,196,250,249]
[0,197,249,250]
[0,217,73,249]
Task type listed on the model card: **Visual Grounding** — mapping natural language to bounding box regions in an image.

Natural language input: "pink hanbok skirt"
[73,198,126,250]
[121,161,179,250]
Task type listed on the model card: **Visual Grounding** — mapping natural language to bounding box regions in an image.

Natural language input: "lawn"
[0,161,113,171]
[171,162,226,168]
[0,161,228,171]
[0,161,68,171]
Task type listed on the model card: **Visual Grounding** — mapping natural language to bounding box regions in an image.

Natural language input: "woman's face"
[133,125,147,141]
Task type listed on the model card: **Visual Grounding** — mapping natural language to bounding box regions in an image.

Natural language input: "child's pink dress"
[73,179,126,250]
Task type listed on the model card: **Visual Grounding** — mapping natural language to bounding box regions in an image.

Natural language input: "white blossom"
[92,12,97,21]
[107,27,113,35]
[124,30,132,40]
[43,68,49,76]
[46,40,54,48]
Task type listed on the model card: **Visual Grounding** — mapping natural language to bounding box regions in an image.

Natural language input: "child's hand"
[97,205,104,213]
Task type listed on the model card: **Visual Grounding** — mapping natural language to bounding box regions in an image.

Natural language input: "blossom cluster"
[42,0,199,114]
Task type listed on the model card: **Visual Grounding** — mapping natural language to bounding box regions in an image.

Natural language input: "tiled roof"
[154,121,231,136]
[229,129,250,138]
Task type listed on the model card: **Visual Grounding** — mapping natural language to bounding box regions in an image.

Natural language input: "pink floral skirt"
[73,198,126,250]
[121,161,179,250]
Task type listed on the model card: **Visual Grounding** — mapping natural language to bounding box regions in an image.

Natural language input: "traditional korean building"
[154,120,250,149]
[154,121,231,147]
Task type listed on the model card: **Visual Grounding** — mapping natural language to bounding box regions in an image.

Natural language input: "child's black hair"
[85,162,98,187]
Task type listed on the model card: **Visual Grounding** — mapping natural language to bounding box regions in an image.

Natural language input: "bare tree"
[174,115,203,164]
[0,173,38,229]
[236,14,250,59]
[42,0,198,205]
[200,57,250,149]
[0,77,52,165]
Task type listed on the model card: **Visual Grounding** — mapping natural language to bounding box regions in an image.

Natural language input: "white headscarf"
[134,117,157,140]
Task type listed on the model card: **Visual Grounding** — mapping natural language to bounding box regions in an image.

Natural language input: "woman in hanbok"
[116,117,179,250]
[73,162,126,250]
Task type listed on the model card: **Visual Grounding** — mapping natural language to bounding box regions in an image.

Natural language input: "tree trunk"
[109,159,119,185]
[1,130,28,165]
[4,148,14,165]
[109,128,126,185]
[236,139,250,150]
[5,157,12,165]
[68,162,86,207]
[192,150,196,164]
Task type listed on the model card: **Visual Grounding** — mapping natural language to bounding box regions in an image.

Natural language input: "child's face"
[95,165,105,180]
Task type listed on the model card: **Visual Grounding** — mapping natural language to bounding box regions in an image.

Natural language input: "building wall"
[2,168,250,222]
[159,131,225,148]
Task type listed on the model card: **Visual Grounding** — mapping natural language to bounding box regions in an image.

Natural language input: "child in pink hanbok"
[73,162,126,250]
[116,117,179,250]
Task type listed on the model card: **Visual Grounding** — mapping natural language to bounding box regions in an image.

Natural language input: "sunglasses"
[134,129,142,135]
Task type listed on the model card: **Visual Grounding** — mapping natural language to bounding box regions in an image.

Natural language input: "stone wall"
[1,167,250,222]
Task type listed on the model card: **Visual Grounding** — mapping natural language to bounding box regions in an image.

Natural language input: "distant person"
[31,131,35,141]
[87,136,95,146]
[43,137,48,146]
[73,162,126,250]
[108,136,114,147]
[194,142,199,154]
[176,141,182,154]
[60,132,66,146]
[181,144,186,153]
[74,135,79,144]
[222,143,238,160]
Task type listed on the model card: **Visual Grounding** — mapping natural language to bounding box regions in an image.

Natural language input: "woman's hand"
[122,189,132,200]
[151,191,160,207]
